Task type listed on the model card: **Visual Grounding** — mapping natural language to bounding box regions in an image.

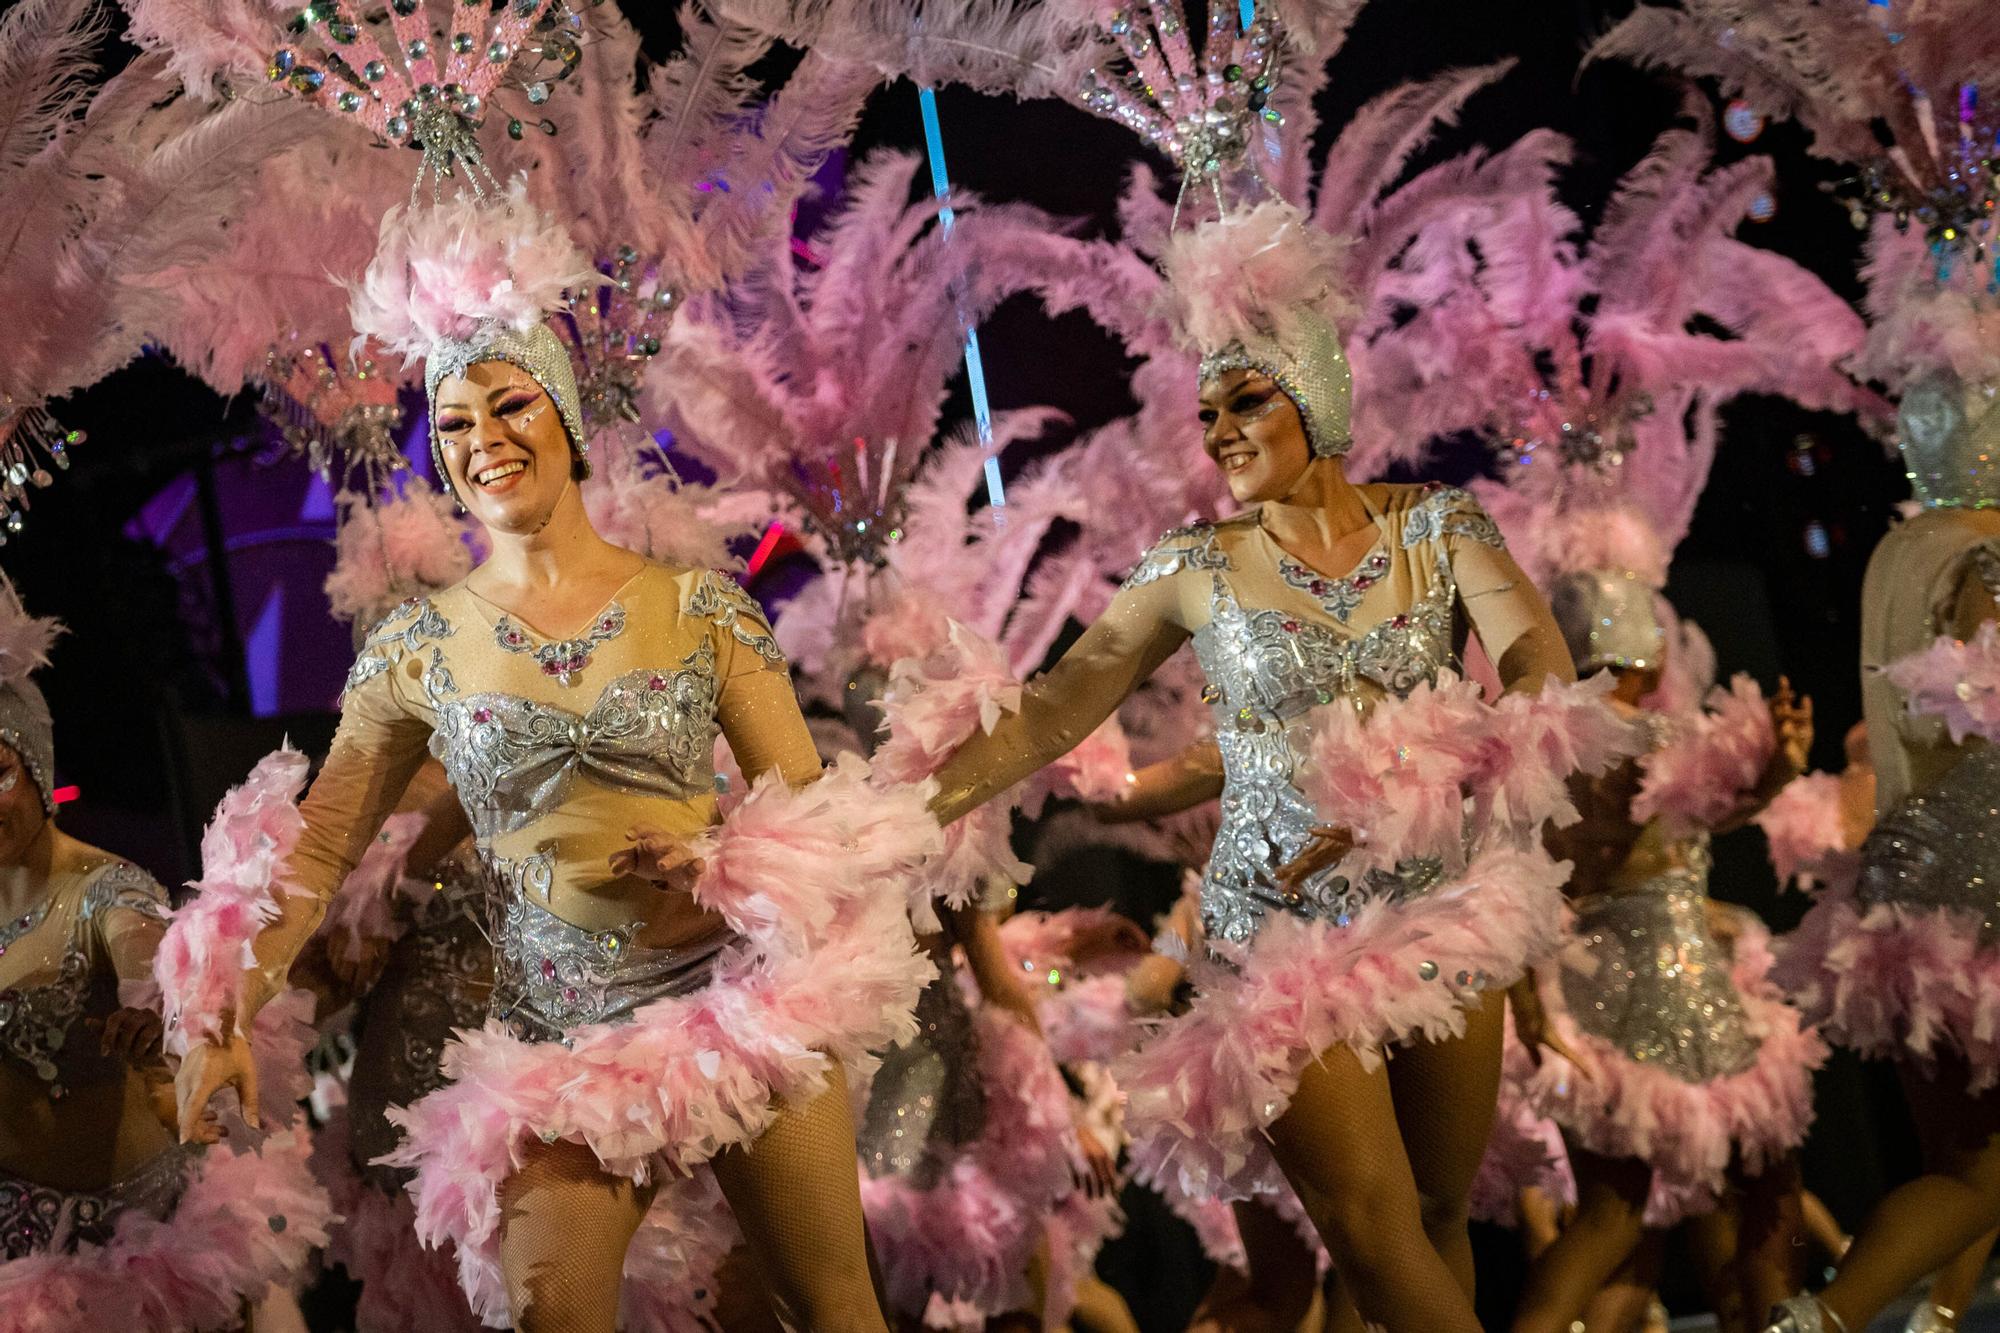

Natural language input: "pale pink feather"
[1883,622,2000,746]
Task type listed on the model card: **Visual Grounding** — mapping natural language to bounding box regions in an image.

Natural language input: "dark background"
[13,2,1913,1325]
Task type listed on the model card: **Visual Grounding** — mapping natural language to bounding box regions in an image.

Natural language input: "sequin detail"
[0,862,168,1094]
[0,1149,192,1259]
[1122,523,1232,591]
[1192,554,1459,944]
[857,964,986,1186]
[686,571,785,665]
[493,603,627,687]
[344,598,453,700]
[1858,742,2000,937]
[1399,486,1507,551]
[429,649,721,841]
[486,878,735,1045]
[1276,546,1389,624]
[1560,848,1761,1082]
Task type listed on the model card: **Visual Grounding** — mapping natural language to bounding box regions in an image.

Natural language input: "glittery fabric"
[856,958,986,1187]
[1200,311,1354,459]
[0,676,55,816]
[0,1147,191,1259]
[1896,370,2000,511]
[345,853,494,1191]
[424,321,589,495]
[1559,847,1762,1081]
[1548,568,1665,673]
[0,860,168,1094]
[1856,741,2000,934]
[488,884,737,1045]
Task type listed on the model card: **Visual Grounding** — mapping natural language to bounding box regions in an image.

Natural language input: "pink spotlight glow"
[51,785,80,805]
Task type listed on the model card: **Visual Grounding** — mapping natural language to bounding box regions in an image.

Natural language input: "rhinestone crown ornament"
[0,403,81,546]
[258,338,407,488]
[1077,1,1285,218]
[551,246,681,433]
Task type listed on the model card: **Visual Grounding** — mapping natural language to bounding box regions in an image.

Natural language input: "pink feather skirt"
[0,1131,332,1333]
[1521,891,1824,1226]
[1114,843,1569,1205]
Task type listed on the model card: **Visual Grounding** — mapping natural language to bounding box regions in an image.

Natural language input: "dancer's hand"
[1271,825,1355,902]
[612,828,705,894]
[96,1005,164,1062]
[174,1024,258,1144]
[1768,679,1814,786]
[1074,1124,1120,1199]
[1508,976,1585,1074]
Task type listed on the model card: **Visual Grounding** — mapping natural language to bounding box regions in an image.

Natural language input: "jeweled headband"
[1895,370,2000,511]
[1199,319,1354,460]
[1548,568,1665,676]
[423,321,591,497]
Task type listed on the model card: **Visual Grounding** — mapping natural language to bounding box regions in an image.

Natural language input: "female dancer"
[1507,577,1822,1333]
[0,586,328,1332]
[917,201,1580,1333]
[1767,371,2000,1333]
[171,187,927,1333]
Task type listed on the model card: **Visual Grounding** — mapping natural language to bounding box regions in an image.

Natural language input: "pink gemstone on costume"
[539,957,557,980]
[601,619,615,631]
[561,986,579,1003]
[1282,620,1299,633]
[473,707,493,723]
[1391,614,1410,628]
[543,661,563,675]
[649,676,666,691]
[1308,580,1326,595]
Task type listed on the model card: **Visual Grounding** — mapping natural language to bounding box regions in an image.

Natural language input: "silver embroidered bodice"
[1560,841,1761,1082]
[1138,490,1495,944]
[1857,741,2000,936]
[0,1145,191,1259]
[0,862,167,1096]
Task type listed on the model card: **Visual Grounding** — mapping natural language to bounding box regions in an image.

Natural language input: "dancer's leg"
[1068,1274,1142,1333]
[711,1067,891,1333]
[1384,990,1505,1299]
[1736,1155,1807,1329]
[1264,1043,1480,1333]
[498,1137,658,1333]
[1188,1198,1323,1333]
[1800,1191,1850,1265]
[1509,1147,1652,1333]
[1578,1230,1667,1333]
[1813,1061,2000,1329]
[1913,1227,1998,1328]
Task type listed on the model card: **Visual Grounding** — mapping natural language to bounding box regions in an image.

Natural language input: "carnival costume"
[160,187,934,1327]
[910,198,1631,1216]
[0,597,331,1333]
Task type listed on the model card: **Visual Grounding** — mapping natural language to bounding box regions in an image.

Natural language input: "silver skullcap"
[0,675,55,817]
[1897,370,2000,510]
[1548,568,1665,676]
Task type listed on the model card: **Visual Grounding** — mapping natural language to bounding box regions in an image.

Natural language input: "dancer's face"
[0,743,46,867]
[1199,367,1313,504]
[433,361,576,535]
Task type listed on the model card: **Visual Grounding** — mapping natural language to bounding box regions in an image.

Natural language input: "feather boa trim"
[874,620,1033,910]
[1524,916,1825,1225]
[156,748,311,1056]
[319,810,428,967]
[1755,772,1856,890]
[997,909,1148,1065]
[0,1132,332,1333]
[384,758,934,1324]
[861,1006,1078,1327]
[1116,844,1569,1202]
[1774,879,2000,1091]
[1883,622,2000,746]
[1154,1184,1328,1278]
[1631,675,1775,836]
[311,1101,481,1333]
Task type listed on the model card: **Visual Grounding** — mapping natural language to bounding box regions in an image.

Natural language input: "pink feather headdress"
[0,577,62,815]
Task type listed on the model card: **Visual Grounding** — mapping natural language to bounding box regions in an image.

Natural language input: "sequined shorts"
[0,1147,192,1259]
[1858,743,2000,934]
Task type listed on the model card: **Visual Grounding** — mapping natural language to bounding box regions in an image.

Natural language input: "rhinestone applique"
[1277,546,1389,624]
[493,603,628,687]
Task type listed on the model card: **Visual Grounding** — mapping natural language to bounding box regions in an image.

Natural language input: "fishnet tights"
[1319,993,1504,1333]
[498,1138,658,1333]
[1818,1061,2000,1330]
[709,1069,891,1333]
[1265,1039,1482,1332]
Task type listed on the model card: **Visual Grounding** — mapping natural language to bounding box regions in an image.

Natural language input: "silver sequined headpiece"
[0,676,55,818]
[1548,568,1665,675]
[1199,315,1354,459]
[1895,369,2000,510]
[424,320,590,498]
